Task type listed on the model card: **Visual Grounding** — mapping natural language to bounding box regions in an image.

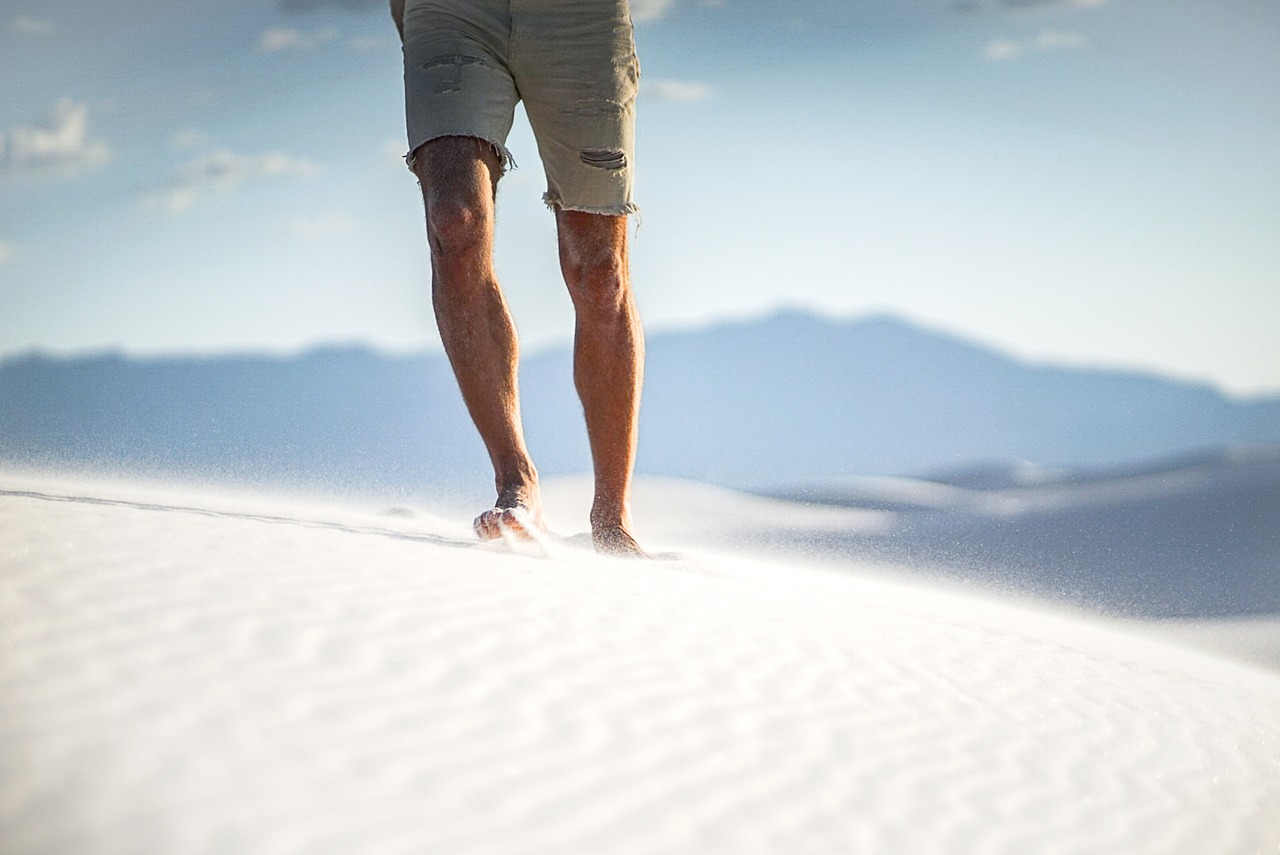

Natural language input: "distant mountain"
[3,311,1279,495]
[630,311,1280,486]
[0,346,487,495]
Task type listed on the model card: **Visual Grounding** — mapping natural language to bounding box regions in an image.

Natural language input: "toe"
[473,509,503,540]
[475,507,543,542]
[499,508,529,537]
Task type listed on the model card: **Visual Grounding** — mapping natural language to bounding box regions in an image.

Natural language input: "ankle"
[589,501,630,532]
[495,460,538,492]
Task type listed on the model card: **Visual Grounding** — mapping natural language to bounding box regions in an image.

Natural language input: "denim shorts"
[402,0,640,215]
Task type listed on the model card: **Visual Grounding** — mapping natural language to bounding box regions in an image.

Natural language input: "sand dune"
[3,473,1279,854]
[739,448,1280,623]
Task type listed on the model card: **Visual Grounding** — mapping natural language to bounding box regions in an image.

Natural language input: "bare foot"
[474,505,546,541]
[591,524,648,558]
[474,483,545,543]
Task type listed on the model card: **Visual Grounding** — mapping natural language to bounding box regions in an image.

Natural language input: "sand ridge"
[2,477,1279,854]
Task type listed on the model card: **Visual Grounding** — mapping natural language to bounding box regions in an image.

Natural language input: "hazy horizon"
[5,306,1279,403]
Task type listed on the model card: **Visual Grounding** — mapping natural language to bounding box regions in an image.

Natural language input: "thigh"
[556,208,629,266]
[402,0,520,169]
[512,0,640,215]
[416,136,505,206]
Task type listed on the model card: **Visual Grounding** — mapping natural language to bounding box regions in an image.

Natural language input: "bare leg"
[414,136,544,539]
[555,209,645,556]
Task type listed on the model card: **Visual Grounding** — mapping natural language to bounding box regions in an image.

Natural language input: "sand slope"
[2,476,1279,855]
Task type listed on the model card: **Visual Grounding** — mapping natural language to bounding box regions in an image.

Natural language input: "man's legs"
[413,137,644,554]
[414,136,543,538]
[556,209,645,556]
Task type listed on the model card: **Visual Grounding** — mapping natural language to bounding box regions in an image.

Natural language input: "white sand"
[2,473,1279,855]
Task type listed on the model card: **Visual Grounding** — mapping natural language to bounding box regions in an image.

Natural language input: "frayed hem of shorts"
[543,194,639,217]
[405,135,517,175]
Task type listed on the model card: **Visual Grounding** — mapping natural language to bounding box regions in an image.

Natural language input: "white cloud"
[283,213,360,240]
[984,28,1087,60]
[0,100,112,179]
[11,16,53,34]
[1000,0,1106,9]
[1034,29,1086,50]
[139,149,322,213]
[258,26,338,52]
[642,79,714,104]
[172,128,210,150]
[984,39,1023,60]
[0,240,15,267]
[960,0,1106,12]
[631,0,678,24]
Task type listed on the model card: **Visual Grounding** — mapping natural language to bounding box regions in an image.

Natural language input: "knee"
[557,210,631,316]
[564,253,630,317]
[426,198,485,260]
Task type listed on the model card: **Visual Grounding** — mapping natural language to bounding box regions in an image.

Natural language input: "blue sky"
[2,0,1278,395]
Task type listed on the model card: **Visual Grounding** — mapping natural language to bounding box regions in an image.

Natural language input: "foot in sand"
[473,505,546,542]
[592,523,647,558]
[473,483,546,543]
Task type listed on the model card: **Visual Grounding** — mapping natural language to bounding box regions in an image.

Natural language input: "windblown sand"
[2,475,1278,854]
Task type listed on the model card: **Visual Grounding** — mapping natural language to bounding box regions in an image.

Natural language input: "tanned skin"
[393,0,645,555]
[412,136,645,556]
